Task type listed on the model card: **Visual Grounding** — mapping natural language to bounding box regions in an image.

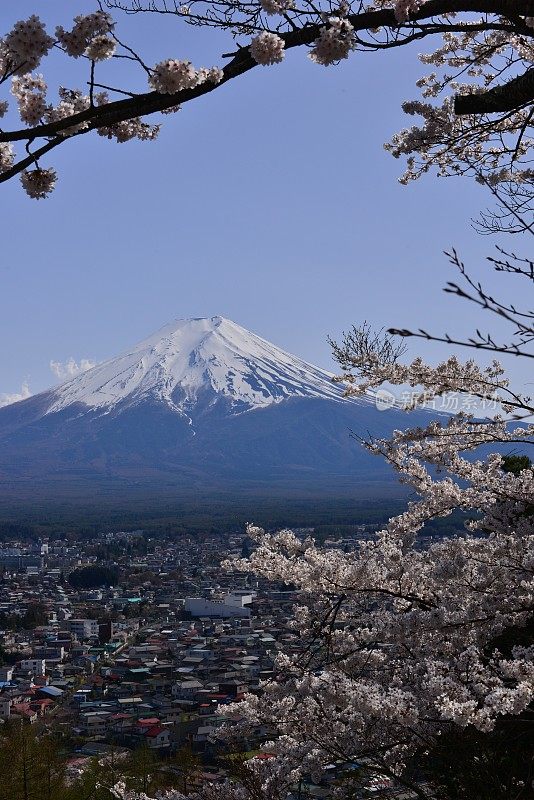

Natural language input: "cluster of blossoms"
[309,17,355,65]
[1,15,54,75]
[0,142,14,174]
[85,34,116,62]
[97,118,160,143]
[382,24,534,226]
[394,0,423,23]
[385,97,456,183]
[337,351,508,411]
[201,396,532,797]
[198,66,225,84]
[55,11,115,59]
[11,77,94,135]
[96,104,160,144]
[149,60,224,94]
[11,73,47,126]
[249,31,285,65]
[149,59,200,93]
[259,0,294,15]
[45,87,97,136]
[20,166,57,199]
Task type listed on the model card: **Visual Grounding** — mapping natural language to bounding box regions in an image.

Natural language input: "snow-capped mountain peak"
[46,316,350,416]
[0,315,435,501]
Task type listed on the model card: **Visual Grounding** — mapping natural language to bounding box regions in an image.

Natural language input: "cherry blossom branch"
[1,3,534,145]
[1,2,534,207]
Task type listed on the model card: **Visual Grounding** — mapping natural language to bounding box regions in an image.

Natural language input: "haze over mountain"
[0,316,425,503]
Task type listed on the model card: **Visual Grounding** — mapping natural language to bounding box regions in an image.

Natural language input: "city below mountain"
[0,316,430,506]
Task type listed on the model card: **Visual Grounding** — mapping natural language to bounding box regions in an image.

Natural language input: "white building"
[67,618,99,640]
[184,591,255,618]
[224,591,255,608]
[20,658,46,677]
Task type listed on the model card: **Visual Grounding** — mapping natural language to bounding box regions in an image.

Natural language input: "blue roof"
[38,686,64,697]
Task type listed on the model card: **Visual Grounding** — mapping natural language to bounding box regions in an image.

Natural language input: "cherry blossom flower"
[97,117,160,143]
[45,88,91,135]
[0,142,14,173]
[20,166,57,199]
[259,0,295,15]
[56,12,115,58]
[394,0,423,23]
[3,15,54,75]
[11,73,47,126]
[309,18,355,65]
[85,35,116,62]
[197,66,225,84]
[250,32,285,65]
[149,59,203,93]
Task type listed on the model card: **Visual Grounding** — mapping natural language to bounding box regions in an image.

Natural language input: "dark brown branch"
[455,67,534,115]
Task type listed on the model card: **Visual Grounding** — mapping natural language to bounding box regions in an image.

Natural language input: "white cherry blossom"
[149,59,203,93]
[249,32,285,65]
[56,12,115,58]
[11,73,47,126]
[259,0,294,15]
[309,18,355,65]
[85,34,116,62]
[20,166,57,198]
[3,15,54,75]
[0,142,14,173]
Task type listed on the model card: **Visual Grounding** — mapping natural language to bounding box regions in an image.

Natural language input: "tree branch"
[0,136,67,182]
[455,67,534,115]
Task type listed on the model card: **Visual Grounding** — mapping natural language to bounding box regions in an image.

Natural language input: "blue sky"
[0,1,529,403]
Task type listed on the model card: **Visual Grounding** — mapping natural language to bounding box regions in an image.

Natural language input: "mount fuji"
[0,317,426,501]
[45,316,352,416]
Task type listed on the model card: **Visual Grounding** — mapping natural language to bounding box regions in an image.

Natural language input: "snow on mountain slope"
[46,316,360,416]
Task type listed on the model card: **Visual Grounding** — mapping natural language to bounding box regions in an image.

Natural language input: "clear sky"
[0,1,529,404]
